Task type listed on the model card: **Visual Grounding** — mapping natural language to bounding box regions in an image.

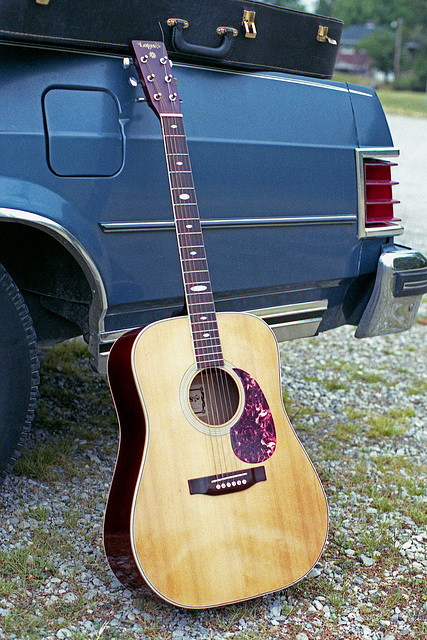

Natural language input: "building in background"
[335,23,377,75]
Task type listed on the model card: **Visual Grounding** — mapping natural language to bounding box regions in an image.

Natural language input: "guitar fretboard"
[161,114,224,369]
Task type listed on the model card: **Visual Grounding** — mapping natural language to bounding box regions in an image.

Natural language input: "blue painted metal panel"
[347,84,393,147]
[43,88,124,176]
[0,44,393,332]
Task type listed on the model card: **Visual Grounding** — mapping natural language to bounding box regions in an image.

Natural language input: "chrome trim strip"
[247,299,328,342]
[175,61,364,94]
[0,208,108,370]
[355,147,404,239]
[100,215,356,233]
[249,300,328,320]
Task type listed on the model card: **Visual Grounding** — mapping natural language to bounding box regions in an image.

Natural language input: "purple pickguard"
[230,369,276,464]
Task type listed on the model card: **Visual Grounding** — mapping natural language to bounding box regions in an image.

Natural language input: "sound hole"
[189,368,240,426]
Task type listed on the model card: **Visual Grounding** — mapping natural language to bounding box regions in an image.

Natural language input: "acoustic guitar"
[104,41,328,609]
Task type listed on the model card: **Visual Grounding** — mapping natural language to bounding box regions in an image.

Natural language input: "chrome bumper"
[356,246,427,338]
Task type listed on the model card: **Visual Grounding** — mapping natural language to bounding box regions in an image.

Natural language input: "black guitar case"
[0,0,343,78]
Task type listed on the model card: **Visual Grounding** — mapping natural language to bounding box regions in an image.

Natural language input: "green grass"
[377,89,427,118]
[332,71,427,118]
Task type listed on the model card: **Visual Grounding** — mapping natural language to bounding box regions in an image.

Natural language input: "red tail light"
[364,159,400,227]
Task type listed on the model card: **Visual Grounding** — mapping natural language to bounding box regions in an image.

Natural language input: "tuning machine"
[126,74,146,103]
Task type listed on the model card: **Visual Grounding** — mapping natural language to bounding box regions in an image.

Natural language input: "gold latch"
[36,0,51,4]
[167,18,189,29]
[317,26,337,45]
[217,27,239,37]
[242,10,257,39]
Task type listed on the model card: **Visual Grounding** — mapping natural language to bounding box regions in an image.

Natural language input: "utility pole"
[393,17,403,79]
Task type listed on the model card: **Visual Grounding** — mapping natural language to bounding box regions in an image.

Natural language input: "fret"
[196,354,225,368]
[182,272,210,281]
[192,333,221,342]
[171,193,197,206]
[172,203,198,209]
[192,325,220,334]
[176,232,203,247]
[185,284,211,293]
[175,216,200,225]
[164,141,188,156]
[191,319,217,328]
[180,251,206,262]
[181,259,207,265]
[168,161,192,172]
[187,298,215,307]
[194,349,222,359]
[195,351,224,361]
[184,272,210,280]
[193,333,221,342]
[169,173,194,189]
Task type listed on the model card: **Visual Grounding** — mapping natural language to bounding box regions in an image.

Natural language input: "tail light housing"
[356,149,404,238]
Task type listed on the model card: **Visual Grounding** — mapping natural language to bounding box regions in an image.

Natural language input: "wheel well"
[0,222,92,343]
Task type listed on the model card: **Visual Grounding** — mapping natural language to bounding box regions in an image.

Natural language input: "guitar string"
[169,117,232,476]
[166,115,232,473]
[142,51,237,478]
[152,61,227,475]
[161,85,236,476]
[157,74,232,439]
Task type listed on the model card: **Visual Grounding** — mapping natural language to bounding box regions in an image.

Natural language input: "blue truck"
[1,8,426,483]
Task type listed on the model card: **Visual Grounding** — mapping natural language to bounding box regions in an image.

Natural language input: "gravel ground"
[0,300,426,640]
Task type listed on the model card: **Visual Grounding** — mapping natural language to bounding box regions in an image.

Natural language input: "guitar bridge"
[188,466,266,496]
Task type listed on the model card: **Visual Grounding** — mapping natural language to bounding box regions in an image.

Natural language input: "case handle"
[167,19,238,59]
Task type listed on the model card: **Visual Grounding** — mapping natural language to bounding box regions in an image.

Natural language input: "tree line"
[322,0,426,89]
[262,0,427,89]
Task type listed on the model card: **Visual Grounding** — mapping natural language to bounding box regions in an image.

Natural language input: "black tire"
[0,263,39,484]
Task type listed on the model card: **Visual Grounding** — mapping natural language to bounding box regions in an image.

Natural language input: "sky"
[303,1,318,12]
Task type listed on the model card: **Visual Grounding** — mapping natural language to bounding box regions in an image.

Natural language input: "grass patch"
[13,438,75,481]
[332,72,427,118]
[366,414,408,438]
[332,421,359,442]
[377,89,427,118]
[407,379,427,396]
[323,377,348,391]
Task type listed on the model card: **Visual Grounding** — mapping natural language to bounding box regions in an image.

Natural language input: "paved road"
[386,114,427,256]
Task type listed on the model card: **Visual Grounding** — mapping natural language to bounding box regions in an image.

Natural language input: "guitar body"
[105,312,328,608]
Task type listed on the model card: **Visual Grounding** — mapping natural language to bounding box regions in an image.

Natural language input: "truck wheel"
[0,263,39,484]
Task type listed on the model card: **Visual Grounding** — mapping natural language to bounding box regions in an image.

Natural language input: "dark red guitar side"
[103,329,149,591]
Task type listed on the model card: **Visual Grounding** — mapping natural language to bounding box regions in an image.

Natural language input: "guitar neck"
[161,114,224,369]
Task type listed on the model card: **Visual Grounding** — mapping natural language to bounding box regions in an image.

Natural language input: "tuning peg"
[123,57,133,69]
[129,77,139,87]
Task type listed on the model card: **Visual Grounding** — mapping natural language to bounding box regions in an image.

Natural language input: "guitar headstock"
[131,41,180,117]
